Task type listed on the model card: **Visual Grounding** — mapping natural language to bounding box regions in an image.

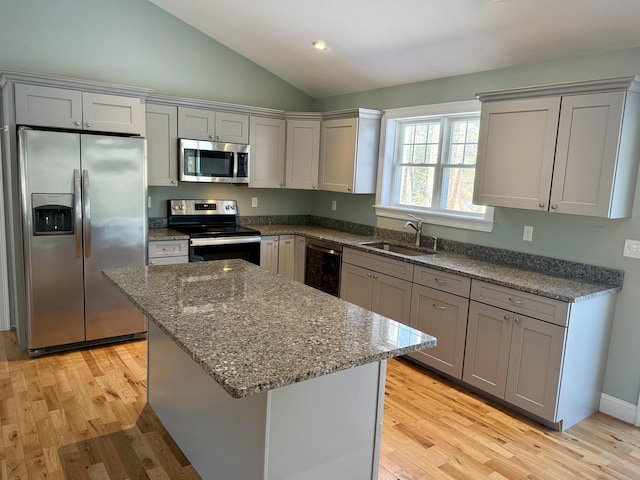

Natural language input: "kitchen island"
[104,260,436,480]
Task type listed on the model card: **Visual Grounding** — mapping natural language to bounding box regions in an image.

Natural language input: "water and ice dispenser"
[32,194,74,235]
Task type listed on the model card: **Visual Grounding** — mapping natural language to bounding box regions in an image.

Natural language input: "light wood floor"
[1,330,639,479]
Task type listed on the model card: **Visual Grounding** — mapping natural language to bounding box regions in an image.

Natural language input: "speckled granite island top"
[104,260,436,399]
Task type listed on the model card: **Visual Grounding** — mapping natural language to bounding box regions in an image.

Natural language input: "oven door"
[190,236,261,265]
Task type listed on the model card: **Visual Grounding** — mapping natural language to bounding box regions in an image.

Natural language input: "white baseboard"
[599,393,637,425]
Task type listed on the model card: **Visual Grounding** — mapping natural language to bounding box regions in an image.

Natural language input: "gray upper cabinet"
[178,106,215,140]
[249,116,286,188]
[146,103,178,187]
[178,106,249,143]
[318,109,382,194]
[285,118,320,190]
[15,83,144,135]
[473,76,640,218]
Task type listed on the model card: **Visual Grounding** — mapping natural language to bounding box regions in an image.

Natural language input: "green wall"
[0,0,314,111]
[1,0,639,407]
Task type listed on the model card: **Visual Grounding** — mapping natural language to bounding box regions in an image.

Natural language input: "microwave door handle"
[74,169,83,258]
[82,169,91,258]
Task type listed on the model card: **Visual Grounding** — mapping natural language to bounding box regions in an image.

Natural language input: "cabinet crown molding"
[0,70,154,98]
[475,75,640,102]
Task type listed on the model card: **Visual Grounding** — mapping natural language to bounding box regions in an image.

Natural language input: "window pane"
[413,145,426,163]
[402,145,414,163]
[448,119,479,165]
[415,124,428,143]
[427,123,441,143]
[403,125,415,143]
[442,167,485,214]
[397,166,435,208]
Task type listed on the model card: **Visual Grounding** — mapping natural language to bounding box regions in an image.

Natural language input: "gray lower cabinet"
[260,235,298,280]
[409,285,469,379]
[148,240,189,265]
[341,249,413,326]
[463,280,615,430]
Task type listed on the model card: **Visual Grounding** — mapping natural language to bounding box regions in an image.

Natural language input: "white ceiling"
[149,0,640,98]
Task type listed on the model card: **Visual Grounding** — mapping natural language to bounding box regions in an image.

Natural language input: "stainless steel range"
[168,199,261,264]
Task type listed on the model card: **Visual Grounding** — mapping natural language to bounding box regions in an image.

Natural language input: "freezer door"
[19,129,85,349]
[80,135,147,340]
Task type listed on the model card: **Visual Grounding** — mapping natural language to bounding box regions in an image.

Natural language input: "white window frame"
[374,100,494,232]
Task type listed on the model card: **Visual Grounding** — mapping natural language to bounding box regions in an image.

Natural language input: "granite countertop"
[104,260,436,399]
[252,224,620,302]
[148,228,189,241]
[148,224,620,303]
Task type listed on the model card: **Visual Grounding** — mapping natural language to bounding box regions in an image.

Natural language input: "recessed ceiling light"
[312,40,328,51]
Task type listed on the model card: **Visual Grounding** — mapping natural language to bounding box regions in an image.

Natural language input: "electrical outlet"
[331,200,337,211]
[252,197,258,208]
[623,239,640,258]
[523,225,533,242]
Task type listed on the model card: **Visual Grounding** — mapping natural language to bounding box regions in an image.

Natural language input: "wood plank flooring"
[1,329,639,479]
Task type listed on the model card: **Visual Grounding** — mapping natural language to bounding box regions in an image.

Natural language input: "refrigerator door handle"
[74,169,83,258]
[82,169,92,258]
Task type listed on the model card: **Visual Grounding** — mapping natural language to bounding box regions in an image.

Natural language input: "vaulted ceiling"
[149,0,640,98]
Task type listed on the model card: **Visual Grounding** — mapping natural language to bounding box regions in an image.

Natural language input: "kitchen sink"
[359,241,436,256]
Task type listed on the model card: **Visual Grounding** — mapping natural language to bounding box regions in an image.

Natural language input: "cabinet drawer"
[149,255,188,265]
[343,248,413,281]
[413,266,471,297]
[149,240,189,258]
[471,280,569,327]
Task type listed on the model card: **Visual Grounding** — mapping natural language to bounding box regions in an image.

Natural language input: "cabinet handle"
[85,123,92,128]
[514,317,521,324]
[372,274,378,279]
[74,121,81,127]
[366,273,372,278]
[209,135,215,139]
[434,278,448,285]
[150,260,156,265]
[503,314,510,321]
[313,184,317,189]
[551,204,557,210]
[433,304,446,310]
[538,202,545,208]
[347,187,352,192]
[508,297,525,305]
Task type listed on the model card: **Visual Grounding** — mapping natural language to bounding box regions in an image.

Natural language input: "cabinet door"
[249,117,286,188]
[473,97,560,210]
[260,236,279,274]
[371,273,412,326]
[318,118,357,193]
[277,235,296,279]
[409,285,469,379]
[146,104,178,187]
[340,263,374,310]
[505,314,566,421]
[294,236,306,283]
[462,301,513,398]
[216,112,249,144]
[178,107,216,140]
[82,92,144,135]
[15,84,83,130]
[286,119,320,190]
[550,92,625,217]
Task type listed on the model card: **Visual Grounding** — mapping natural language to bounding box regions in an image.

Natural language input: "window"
[375,101,494,232]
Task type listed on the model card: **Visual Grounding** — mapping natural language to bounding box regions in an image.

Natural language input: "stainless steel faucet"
[404,214,423,246]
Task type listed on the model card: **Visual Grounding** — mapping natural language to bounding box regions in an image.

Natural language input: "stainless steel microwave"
[179,139,250,183]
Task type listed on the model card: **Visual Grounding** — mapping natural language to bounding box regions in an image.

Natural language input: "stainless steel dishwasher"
[304,239,343,297]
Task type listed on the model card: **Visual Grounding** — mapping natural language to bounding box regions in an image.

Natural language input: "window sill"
[374,205,494,232]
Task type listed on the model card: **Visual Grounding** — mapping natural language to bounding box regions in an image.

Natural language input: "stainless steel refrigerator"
[19,127,147,356]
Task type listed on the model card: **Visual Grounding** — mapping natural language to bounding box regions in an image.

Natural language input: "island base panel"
[147,322,387,479]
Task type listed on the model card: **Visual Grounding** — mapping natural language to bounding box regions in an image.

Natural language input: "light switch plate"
[623,239,640,258]
[251,197,258,208]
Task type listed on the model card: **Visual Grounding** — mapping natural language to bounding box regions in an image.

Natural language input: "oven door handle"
[190,236,262,247]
